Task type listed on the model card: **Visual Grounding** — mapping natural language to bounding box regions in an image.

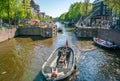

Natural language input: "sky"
[37,0,95,18]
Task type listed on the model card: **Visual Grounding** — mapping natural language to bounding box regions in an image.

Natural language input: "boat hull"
[57,28,63,33]
[42,46,76,81]
[93,37,118,49]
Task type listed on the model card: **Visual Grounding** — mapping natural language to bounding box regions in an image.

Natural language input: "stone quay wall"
[98,29,120,45]
[74,27,98,38]
[75,27,120,45]
[0,27,18,42]
[18,26,53,37]
[18,27,41,35]
[0,26,56,43]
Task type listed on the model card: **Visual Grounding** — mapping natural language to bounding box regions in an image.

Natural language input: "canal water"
[0,22,120,81]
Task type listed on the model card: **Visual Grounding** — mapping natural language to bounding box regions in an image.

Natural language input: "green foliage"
[104,0,120,16]
[59,13,66,20]
[22,0,32,19]
[0,0,8,18]
[39,16,53,21]
[59,1,92,21]
[0,0,52,25]
[80,2,92,17]
[0,0,36,24]
[68,2,81,19]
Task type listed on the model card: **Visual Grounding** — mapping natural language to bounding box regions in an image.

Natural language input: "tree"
[22,0,32,19]
[59,13,66,20]
[104,0,120,15]
[59,2,82,21]
[59,1,92,22]
[80,1,92,19]
[104,0,120,26]
[0,0,7,27]
[0,0,36,26]
[68,2,81,20]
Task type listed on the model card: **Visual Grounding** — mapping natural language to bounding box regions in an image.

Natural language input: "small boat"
[93,37,117,49]
[61,21,65,24]
[57,28,63,33]
[42,41,76,81]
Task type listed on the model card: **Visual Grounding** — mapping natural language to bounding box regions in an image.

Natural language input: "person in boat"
[61,46,69,56]
[61,48,70,67]
[51,68,58,78]
[59,55,67,68]
[57,48,63,65]
[62,48,66,56]
[96,38,101,42]
[59,55,65,63]
[66,49,71,62]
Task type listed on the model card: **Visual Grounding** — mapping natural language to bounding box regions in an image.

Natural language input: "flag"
[66,40,68,46]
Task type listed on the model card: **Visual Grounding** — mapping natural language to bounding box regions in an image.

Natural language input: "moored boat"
[61,21,65,24]
[42,41,76,81]
[57,28,63,33]
[93,37,117,49]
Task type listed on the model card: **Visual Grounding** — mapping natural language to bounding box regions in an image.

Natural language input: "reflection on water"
[0,22,120,81]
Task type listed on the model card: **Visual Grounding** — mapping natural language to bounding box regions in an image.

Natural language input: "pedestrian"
[51,68,58,78]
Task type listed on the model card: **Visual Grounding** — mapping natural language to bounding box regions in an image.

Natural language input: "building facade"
[85,0,112,27]
[30,0,40,16]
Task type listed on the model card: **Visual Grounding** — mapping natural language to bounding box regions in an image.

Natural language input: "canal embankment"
[98,29,120,45]
[17,26,54,37]
[75,26,120,46]
[0,27,18,43]
[0,22,57,43]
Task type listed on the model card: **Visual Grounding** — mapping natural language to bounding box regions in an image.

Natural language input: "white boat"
[93,37,117,49]
[42,41,76,81]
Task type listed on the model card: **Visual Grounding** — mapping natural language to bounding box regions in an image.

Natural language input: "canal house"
[85,0,112,27]
[30,0,40,16]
